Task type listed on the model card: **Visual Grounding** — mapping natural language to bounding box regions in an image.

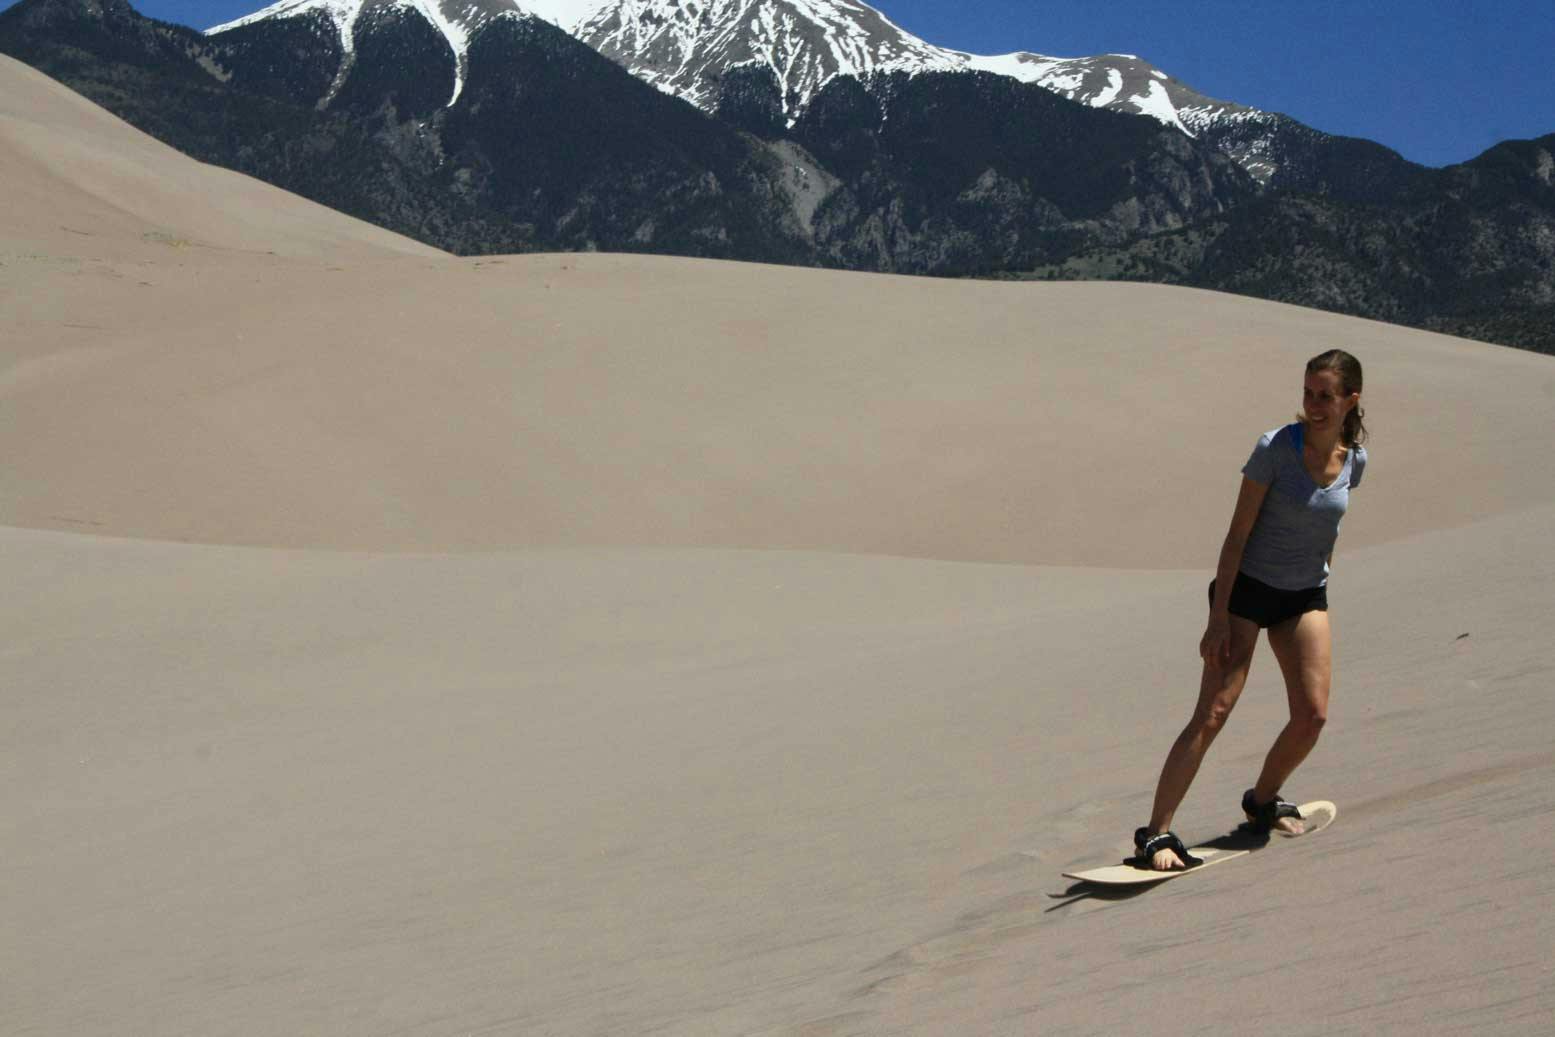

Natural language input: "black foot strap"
[1132,827,1203,870]
[1242,788,1303,833]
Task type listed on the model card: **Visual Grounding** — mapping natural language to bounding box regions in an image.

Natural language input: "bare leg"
[1144,614,1261,868]
[1252,608,1333,834]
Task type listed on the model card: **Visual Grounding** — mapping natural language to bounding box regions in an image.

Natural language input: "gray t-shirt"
[1239,423,1366,590]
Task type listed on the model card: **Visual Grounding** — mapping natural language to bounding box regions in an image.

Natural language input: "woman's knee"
[1190,698,1237,737]
[1292,702,1327,739]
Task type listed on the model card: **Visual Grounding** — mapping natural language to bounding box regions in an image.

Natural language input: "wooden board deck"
[1060,800,1337,886]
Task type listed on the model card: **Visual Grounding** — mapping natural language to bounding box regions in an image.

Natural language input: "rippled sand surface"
[5,52,1554,1035]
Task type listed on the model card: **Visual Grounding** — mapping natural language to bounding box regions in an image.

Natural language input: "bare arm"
[1209,476,1268,616]
[1202,476,1269,662]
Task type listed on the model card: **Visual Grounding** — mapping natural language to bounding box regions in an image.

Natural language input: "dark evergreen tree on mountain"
[795,71,1255,275]
[203,9,341,109]
[437,16,811,260]
[331,5,457,120]
[1199,115,1429,206]
[1021,133,1555,354]
[713,63,787,140]
[0,0,812,259]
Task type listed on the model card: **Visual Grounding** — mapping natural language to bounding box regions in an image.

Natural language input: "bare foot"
[1137,830,1191,870]
[1274,815,1306,836]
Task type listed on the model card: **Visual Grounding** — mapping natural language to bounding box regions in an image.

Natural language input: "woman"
[1136,349,1368,871]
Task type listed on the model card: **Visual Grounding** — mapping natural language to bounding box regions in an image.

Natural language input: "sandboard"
[1061,800,1337,886]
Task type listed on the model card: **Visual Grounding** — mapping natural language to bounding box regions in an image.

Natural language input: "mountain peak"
[208,0,1281,179]
[0,0,141,28]
[571,1,1266,152]
[575,0,966,113]
[208,0,534,104]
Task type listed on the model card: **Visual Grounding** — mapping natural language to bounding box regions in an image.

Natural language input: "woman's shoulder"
[1256,423,1302,449]
[1243,423,1301,484]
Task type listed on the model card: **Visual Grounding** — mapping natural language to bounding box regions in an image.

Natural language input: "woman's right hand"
[1200,616,1232,668]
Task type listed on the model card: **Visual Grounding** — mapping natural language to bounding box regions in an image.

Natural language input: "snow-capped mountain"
[211,0,1279,176]
[572,2,1242,129]
[208,0,529,104]
[568,1,1276,177]
[571,0,961,112]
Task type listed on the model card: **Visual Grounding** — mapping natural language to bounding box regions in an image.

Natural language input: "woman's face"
[1303,368,1358,435]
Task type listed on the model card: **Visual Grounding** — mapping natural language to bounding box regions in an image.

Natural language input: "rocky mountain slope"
[2,0,1550,352]
[0,0,815,258]
[2,0,1249,270]
[1020,135,1555,354]
[568,1,1445,200]
[786,68,1252,274]
[570,3,1249,139]
[206,0,1438,202]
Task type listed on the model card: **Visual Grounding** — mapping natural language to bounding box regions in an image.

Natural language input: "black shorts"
[1208,571,1327,629]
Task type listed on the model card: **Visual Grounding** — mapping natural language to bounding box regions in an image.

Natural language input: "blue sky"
[896,0,1555,168]
[9,0,1551,167]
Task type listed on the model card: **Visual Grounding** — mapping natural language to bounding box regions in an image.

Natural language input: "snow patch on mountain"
[209,0,533,105]
[569,2,1269,162]
[210,0,363,48]
[520,0,608,28]
[1093,68,1124,107]
[211,0,1278,178]
[1131,80,1190,135]
[574,0,965,112]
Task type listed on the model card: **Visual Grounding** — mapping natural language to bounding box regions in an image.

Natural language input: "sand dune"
[0,55,442,262]
[4,56,1555,1035]
[8,220,1553,566]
